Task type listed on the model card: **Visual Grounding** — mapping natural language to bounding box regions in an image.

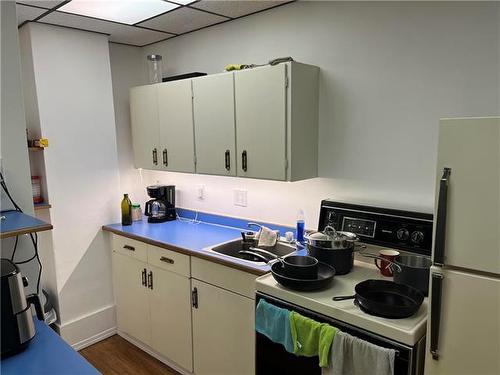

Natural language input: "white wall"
[109,43,149,205]
[19,23,120,346]
[0,0,40,293]
[118,1,499,227]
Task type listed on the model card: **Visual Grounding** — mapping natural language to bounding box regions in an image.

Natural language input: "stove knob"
[411,231,425,244]
[396,228,410,241]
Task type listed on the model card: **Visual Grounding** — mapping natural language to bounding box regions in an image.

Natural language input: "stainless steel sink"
[205,238,297,265]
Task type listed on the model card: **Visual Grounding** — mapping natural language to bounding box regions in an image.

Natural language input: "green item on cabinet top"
[289,311,337,367]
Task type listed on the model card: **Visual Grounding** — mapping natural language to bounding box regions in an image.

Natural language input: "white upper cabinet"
[158,80,196,173]
[234,64,287,180]
[130,61,319,181]
[193,73,236,176]
[130,85,160,170]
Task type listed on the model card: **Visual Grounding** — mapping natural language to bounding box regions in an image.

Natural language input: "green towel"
[289,311,337,367]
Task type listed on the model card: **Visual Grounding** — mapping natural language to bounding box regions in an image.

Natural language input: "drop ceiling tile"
[190,0,288,19]
[16,4,46,25]
[138,7,227,35]
[17,1,66,10]
[40,11,174,46]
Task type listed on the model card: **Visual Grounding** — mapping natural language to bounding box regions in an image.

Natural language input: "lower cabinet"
[192,279,255,375]
[112,253,151,346]
[111,235,256,375]
[112,241,193,372]
[149,264,193,371]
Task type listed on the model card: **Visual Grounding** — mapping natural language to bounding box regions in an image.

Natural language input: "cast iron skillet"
[332,279,424,319]
[271,261,336,291]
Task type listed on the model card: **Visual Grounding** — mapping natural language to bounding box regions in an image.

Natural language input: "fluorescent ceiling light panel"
[58,0,179,24]
[168,0,196,4]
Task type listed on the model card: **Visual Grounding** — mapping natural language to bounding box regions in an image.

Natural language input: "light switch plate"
[233,189,247,207]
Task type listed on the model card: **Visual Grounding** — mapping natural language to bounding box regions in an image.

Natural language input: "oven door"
[256,293,425,375]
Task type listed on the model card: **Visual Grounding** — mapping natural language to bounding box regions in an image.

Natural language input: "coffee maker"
[1,259,44,358]
[144,185,176,223]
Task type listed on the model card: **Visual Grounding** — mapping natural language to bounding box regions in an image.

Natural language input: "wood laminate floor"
[79,335,179,375]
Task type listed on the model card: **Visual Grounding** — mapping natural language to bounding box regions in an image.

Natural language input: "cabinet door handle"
[160,256,174,264]
[192,287,198,309]
[434,167,451,265]
[162,148,168,167]
[152,148,158,165]
[123,245,135,251]
[225,150,230,171]
[242,150,247,172]
[141,268,147,287]
[147,270,153,290]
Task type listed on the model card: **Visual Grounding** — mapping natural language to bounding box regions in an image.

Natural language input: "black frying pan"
[333,279,424,319]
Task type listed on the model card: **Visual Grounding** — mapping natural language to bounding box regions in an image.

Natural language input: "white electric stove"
[256,259,427,346]
[255,200,433,375]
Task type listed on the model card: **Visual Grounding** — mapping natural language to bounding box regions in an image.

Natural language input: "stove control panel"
[319,200,433,255]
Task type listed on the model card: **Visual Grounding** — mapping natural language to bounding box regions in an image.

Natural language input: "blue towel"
[255,299,294,353]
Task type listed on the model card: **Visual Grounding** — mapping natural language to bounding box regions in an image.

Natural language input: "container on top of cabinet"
[129,61,319,182]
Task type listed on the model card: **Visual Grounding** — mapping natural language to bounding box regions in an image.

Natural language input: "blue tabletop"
[0,211,52,238]
[1,319,99,375]
[103,211,306,274]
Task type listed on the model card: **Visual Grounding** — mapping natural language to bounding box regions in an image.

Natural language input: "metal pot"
[392,254,432,296]
[305,226,359,250]
[307,243,354,275]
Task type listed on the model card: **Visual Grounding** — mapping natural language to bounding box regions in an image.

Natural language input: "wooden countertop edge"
[101,225,268,276]
[1,223,53,239]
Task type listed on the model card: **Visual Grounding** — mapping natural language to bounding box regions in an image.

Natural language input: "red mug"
[374,249,400,277]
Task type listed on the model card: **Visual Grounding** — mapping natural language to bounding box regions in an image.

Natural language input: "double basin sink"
[205,238,297,266]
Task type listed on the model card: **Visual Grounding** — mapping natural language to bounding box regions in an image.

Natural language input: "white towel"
[322,331,396,375]
[257,226,278,247]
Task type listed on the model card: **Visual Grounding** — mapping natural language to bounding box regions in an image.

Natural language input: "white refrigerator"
[425,117,500,375]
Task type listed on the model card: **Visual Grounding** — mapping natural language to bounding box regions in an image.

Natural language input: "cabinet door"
[192,279,255,375]
[112,252,150,345]
[149,265,193,372]
[130,85,160,169]
[234,64,287,180]
[158,80,195,172]
[193,73,236,176]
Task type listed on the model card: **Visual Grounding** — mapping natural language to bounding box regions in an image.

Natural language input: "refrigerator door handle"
[434,167,451,265]
[430,272,444,360]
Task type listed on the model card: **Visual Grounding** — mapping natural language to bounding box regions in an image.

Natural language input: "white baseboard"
[56,304,117,349]
[118,331,193,375]
[73,326,117,351]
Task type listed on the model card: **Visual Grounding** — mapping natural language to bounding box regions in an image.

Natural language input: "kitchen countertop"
[255,260,428,346]
[102,211,302,275]
[0,210,53,239]
[1,318,99,375]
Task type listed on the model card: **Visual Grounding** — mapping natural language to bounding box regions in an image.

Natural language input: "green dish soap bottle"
[121,194,132,226]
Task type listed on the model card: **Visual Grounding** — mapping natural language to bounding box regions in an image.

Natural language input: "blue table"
[0,211,52,239]
[1,319,99,375]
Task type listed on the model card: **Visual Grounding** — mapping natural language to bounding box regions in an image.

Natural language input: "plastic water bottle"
[296,209,305,243]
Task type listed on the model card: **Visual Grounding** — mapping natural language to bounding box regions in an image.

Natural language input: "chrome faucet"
[247,222,263,231]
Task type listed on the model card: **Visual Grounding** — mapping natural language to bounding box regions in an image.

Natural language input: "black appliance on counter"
[1,259,44,358]
[318,200,433,255]
[144,185,176,223]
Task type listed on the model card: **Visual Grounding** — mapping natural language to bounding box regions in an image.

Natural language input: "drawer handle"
[160,256,174,264]
[123,245,135,251]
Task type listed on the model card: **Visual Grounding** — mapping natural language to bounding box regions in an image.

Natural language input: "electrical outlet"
[233,189,247,207]
[196,185,204,200]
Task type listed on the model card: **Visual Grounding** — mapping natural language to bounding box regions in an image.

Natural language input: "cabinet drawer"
[148,245,190,277]
[192,257,256,299]
[112,235,148,262]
